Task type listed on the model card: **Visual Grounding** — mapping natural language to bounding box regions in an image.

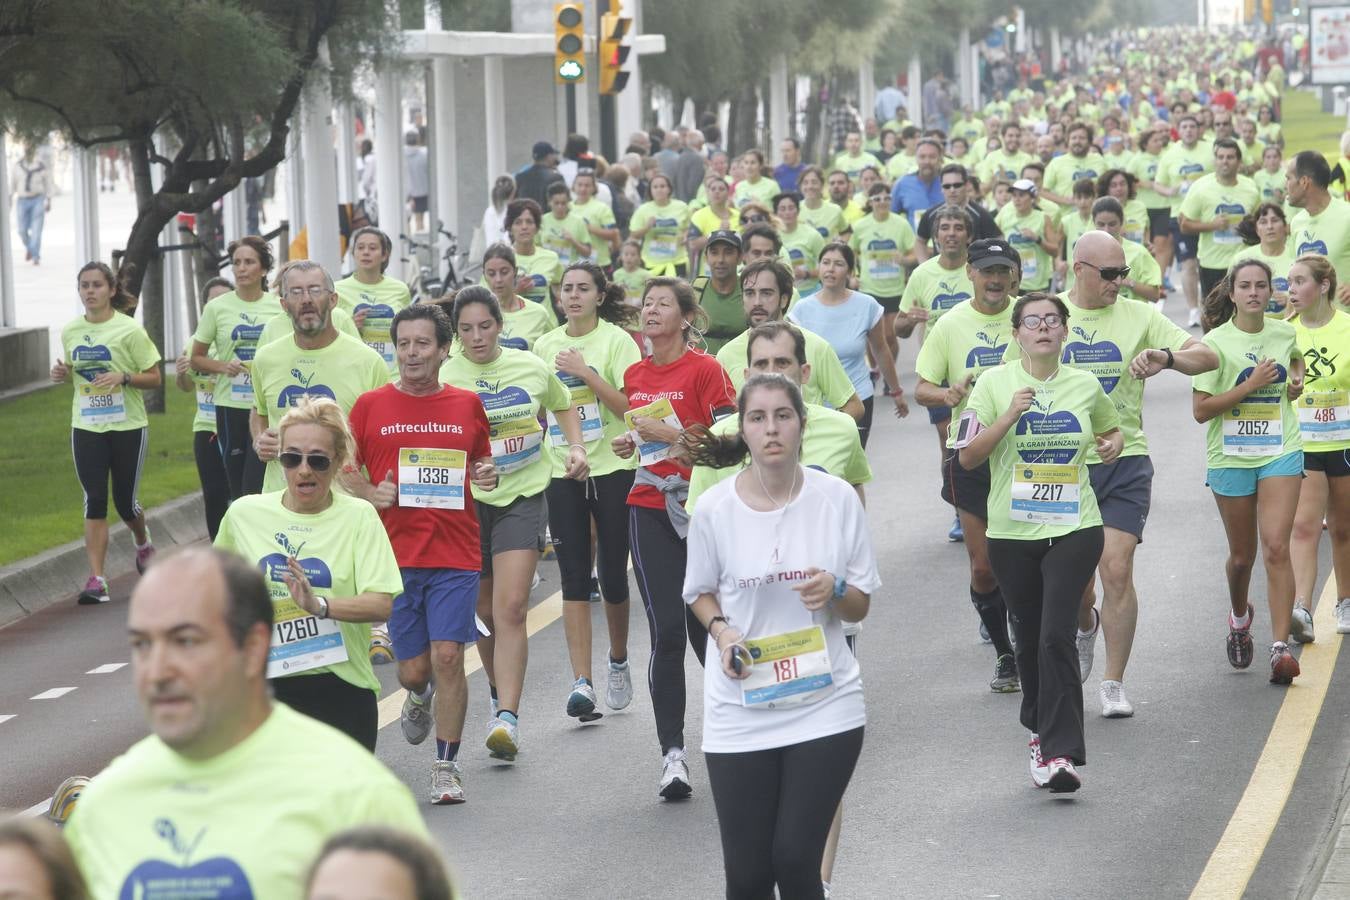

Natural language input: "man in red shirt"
[345,304,496,805]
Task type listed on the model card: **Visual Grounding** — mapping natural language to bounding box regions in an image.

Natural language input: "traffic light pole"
[599,95,617,162]
[566,83,578,136]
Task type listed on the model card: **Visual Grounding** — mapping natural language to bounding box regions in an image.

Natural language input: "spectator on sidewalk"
[11,142,52,266]
[404,130,429,233]
[514,141,566,208]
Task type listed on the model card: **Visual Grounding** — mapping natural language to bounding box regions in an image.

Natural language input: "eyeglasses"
[1079,261,1131,282]
[1020,313,1064,329]
[941,182,966,190]
[278,451,333,471]
[285,286,331,300]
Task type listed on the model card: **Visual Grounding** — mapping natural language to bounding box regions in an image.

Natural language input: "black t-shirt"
[916,202,1001,245]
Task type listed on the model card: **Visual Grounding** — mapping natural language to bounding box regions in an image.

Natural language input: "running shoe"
[1046,757,1081,793]
[566,677,602,722]
[1077,607,1100,684]
[990,654,1020,693]
[1291,603,1315,644]
[401,688,433,745]
[1099,680,1134,718]
[606,658,633,710]
[46,775,90,826]
[485,715,520,761]
[531,571,541,591]
[948,515,964,542]
[978,621,992,643]
[134,542,156,575]
[369,626,395,665]
[1227,611,1254,669]
[1269,641,1300,685]
[1029,735,1049,787]
[1338,598,1350,634]
[77,576,109,605]
[489,694,500,720]
[430,760,465,805]
[1187,308,1201,329]
[589,574,601,603]
[541,541,556,561]
[659,747,692,800]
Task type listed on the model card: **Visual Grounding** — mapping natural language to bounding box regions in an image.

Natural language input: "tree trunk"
[128,137,169,413]
[727,81,757,158]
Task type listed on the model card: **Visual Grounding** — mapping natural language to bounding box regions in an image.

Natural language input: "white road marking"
[29,687,77,700]
[22,798,49,817]
[86,663,127,675]
[0,715,14,725]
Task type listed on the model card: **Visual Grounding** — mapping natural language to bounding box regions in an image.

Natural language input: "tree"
[0,0,402,410]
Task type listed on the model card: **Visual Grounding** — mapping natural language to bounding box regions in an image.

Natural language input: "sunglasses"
[1079,261,1131,281]
[941,182,966,190]
[278,451,333,471]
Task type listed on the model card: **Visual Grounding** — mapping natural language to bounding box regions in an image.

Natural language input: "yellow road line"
[376,589,566,730]
[1189,576,1343,899]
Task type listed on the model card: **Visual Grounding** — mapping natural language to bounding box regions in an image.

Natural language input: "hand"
[471,459,498,492]
[1245,358,1279,391]
[564,445,590,480]
[224,358,246,378]
[1005,386,1035,419]
[254,428,279,461]
[1020,228,1037,241]
[554,348,590,379]
[1336,283,1350,308]
[1288,372,1304,402]
[1128,348,1167,380]
[175,354,190,377]
[91,371,124,388]
[716,627,750,680]
[283,557,319,615]
[629,415,670,444]
[50,360,70,383]
[791,567,835,612]
[1096,432,1123,464]
[515,274,536,294]
[371,469,397,508]
[612,433,637,459]
[891,391,909,418]
[944,374,974,408]
[906,307,930,325]
[352,308,369,329]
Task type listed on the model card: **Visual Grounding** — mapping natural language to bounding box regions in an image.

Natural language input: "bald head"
[1074,230,1126,268]
[1072,231,1127,306]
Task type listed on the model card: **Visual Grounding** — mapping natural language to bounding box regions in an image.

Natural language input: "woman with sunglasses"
[773,192,825,295]
[629,173,691,278]
[1192,259,1305,685]
[683,374,876,899]
[214,396,403,750]
[961,292,1122,793]
[1235,203,1296,318]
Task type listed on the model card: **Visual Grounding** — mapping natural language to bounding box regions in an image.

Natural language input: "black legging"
[215,405,264,498]
[193,431,230,541]
[857,396,875,448]
[988,526,1104,766]
[629,504,706,754]
[71,427,146,521]
[271,670,378,752]
[706,727,865,900]
[546,469,634,602]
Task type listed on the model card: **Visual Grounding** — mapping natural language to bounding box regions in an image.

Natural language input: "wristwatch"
[832,575,848,602]
[316,597,330,619]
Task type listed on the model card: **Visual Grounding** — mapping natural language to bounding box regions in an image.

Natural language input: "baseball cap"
[967,238,1021,271]
[706,229,742,252]
[532,141,559,160]
[1011,178,1037,194]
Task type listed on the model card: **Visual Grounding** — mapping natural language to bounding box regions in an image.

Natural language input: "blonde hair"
[277,396,354,470]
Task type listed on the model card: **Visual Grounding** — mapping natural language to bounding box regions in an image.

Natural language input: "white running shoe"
[1291,603,1315,644]
[1029,734,1049,787]
[1076,608,1099,684]
[400,688,434,745]
[430,760,465,805]
[1187,308,1201,328]
[485,715,520,761]
[1099,680,1134,718]
[1338,598,1350,634]
[659,747,692,800]
[606,658,633,710]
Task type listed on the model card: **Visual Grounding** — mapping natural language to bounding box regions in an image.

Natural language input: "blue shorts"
[1206,450,1304,497]
[389,567,480,658]
[928,381,952,425]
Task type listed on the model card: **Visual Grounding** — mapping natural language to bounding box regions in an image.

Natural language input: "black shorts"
[1168,218,1197,261]
[1089,455,1154,542]
[477,493,548,574]
[1147,207,1170,240]
[1199,266,1227,302]
[1305,448,1350,477]
[941,449,990,520]
[874,294,903,314]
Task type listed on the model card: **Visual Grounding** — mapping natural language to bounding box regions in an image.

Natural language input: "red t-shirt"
[623,349,736,510]
[348,383,492,570]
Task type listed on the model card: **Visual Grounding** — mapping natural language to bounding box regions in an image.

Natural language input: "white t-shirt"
[683,466,880,753]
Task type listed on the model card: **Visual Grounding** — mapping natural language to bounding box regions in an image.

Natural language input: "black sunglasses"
[279,451,333,471]
[1079,261,1130,282]
[941,181,966,190]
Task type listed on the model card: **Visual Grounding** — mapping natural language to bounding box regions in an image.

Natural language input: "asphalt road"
[4,318,1350,899]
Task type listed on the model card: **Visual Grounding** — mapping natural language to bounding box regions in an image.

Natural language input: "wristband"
[1162,347,1174,370]
[122,372,131,386]
[832,575,847,601]
[316,597,330,619]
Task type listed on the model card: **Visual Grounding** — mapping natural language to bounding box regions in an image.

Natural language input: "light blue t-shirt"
[788,291,884,401]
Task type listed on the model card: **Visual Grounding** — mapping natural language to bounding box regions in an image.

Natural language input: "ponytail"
[564,261,636,329]
[683,423,749,469]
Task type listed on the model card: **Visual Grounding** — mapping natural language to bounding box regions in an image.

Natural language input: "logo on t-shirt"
[260,532,333,591]
[932,281,971,311]
[1015,396,1083,464]
[1305,344,1339,381]
[1298,230,1330,256]
[1063,327,1124,393]
[71,338,112,380]
[474,378,530,422]
[964,330,1008,370]
[276,369,337,408]
[121,817,252,899]
[231,314,265,361]
[1237,351,1288,391]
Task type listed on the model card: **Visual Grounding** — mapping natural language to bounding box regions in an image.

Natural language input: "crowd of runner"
[24,21,1350,900]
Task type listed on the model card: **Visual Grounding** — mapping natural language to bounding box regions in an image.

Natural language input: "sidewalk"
[1310,791,1350,899]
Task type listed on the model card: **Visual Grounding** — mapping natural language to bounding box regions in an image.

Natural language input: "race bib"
[866,252,902,281]
[548,377,604,446]
[1298,390,1350,442]
[1010,463,1081,525]
[490,417,544,474]
[624,397,683,466]
[362,320,394,364]
[398,447,466,509]
[1222,402,1282,456]
[78,382,126,426]
[740,625,835,709]
[229,369,254,405]
[196,388,215,418]
[1019,251,1039,282]
[647,232,679,260]
[266,602,347,678]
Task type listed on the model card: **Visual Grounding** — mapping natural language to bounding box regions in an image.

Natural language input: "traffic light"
[554,3,585,85]
[1262,0,1274,22]
[599,10,632,95]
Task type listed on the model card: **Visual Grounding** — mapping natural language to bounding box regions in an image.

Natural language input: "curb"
[0,493,207,629]
[1305,761,1350,900]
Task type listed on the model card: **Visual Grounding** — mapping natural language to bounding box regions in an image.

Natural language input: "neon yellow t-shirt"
[1179,173,1261,270]
[573,197,617,268]
[514,246,563,307]
[190,291,284,410]
[1043,152,1107,209]
[1235,242,1298,317]
[1292,309,1350,452]
[538,208,594,267]
[533,319,642,478]
[832,151,882,183]
[61,312,162,433]
[631,199,692,269]
[612,265,652,305]
[1192,318,1303,468]
[191,372,216,433]
[715,323,858,410]
[1128,151,1168,211]
[333,275,412,371]
[500,297,559,351]
[440,348,571,506]
[1157,141,1213,216]
[1252,168,1284,206]
[250,333,390,492]
[257,307,360,350]
[686,404,871,512]
[1121,199,1151,245]
[968,361,1118,540]
[733,176,779,209]
[214,490,404,691]
[65,703,428,900]
[899,256,974,333]
[1290,198,1350,290]
[849,214,916,299]
[995,205,1054,290]
[780,224,826,294]
[914,299,1015,445]
[799,200,847,241]
[690,205,741,277]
